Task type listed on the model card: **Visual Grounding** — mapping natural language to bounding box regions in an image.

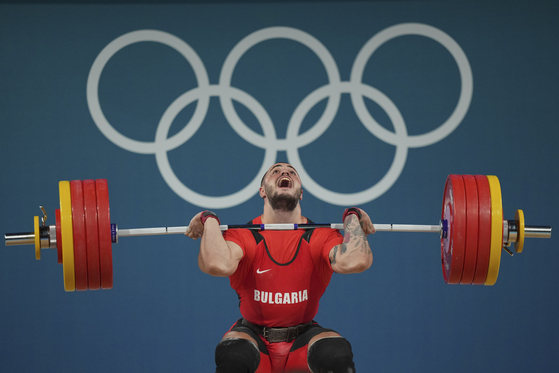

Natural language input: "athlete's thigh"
[284,328,341,372]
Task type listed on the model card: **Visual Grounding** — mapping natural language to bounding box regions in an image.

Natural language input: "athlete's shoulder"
[223,215,262,244]
[313,227,344,239]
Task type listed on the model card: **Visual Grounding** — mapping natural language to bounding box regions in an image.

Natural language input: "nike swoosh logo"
[257,268,272,274]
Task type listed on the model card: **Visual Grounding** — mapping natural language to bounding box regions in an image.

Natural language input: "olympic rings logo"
[86,24,472,208]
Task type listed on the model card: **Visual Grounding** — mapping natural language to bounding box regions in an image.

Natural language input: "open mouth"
[278,177,292,188]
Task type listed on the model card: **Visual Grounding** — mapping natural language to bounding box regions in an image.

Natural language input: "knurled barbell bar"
[4,175,552,291]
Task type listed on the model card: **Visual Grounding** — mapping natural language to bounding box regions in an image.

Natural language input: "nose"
[279,168,292,178]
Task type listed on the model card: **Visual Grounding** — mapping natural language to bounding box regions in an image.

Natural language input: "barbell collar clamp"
[502,245,514,256]
[40,206,48,227]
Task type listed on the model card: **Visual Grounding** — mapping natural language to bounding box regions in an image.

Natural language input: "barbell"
[4,175,552,291]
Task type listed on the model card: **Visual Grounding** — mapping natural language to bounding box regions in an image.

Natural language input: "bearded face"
[264,184,303,212]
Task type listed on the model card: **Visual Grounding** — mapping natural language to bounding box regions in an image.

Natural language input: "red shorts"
[226,319,337,373]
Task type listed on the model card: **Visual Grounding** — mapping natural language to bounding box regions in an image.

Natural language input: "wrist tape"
[342,207,362,222]
[200,210,220,225]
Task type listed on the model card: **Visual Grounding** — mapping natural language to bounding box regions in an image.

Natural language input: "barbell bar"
[4,175,552,291]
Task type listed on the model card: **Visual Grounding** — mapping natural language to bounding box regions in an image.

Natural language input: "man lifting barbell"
[3,167,553,369]
[186,162,375,373]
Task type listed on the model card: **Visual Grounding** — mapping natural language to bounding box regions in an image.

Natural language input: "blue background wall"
[1,1,558,372]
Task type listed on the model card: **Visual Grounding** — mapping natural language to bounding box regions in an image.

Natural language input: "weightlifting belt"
[241,319,313,343]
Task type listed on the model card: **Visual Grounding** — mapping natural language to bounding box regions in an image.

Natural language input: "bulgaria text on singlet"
[224,216,343,327]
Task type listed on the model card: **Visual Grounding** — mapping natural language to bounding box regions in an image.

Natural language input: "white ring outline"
[286,81,408,205]
[86,24,473,207]
[86,29,211,154]
[154,85,278,209]
[350,23,473,148]
[219,26,342,150]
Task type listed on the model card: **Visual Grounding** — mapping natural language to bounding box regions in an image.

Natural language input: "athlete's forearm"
[331,215,373,273]
[199,219,239,277]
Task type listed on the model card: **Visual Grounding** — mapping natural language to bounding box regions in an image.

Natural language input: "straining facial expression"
[260,163,303,211]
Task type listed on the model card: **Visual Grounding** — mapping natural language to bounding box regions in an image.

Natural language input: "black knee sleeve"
[215,338,260,373]
[307,337,356,373]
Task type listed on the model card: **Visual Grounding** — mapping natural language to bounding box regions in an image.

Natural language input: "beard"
[265,185,302,212]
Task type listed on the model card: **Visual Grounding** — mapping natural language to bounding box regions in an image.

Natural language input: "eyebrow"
[270,164,298,173]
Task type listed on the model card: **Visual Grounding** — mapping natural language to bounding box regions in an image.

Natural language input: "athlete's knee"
[307,337,356,373]
[215,338,260,373]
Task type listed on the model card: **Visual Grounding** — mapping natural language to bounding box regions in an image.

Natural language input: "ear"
[300,189,303,200]
[259,186,266,199]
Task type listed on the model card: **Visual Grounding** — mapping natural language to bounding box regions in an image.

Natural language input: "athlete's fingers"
[358,209,375,235]
[186,212,204,239]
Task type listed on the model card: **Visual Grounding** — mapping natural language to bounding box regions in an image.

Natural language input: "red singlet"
[224,216,343,327]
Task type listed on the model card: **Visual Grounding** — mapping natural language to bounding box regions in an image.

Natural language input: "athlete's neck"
[261,203,306,224]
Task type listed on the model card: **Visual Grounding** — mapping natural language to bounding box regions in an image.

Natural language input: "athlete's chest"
[250,231,315,288]
[258,231,303,263]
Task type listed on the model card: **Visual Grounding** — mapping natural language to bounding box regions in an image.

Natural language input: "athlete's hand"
[185,212,204,240]
[358,208,375,235]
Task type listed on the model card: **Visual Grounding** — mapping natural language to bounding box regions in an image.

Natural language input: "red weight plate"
[70,180,88,291]
[472,175,491,285]
[96,179,113,289]
[440,175,466,284]
[56,209,62,264]
[460,175,479,284]
[83,180,101,290]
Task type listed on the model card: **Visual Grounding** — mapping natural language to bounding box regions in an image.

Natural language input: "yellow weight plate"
[59,181,75,292]
[514,209,525,254]
[34,216,40,260]
[485,175,503,286]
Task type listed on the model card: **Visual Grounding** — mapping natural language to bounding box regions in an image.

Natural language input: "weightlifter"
[186,162,375,373]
